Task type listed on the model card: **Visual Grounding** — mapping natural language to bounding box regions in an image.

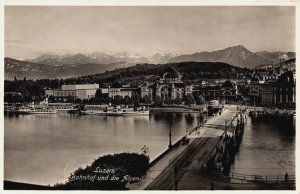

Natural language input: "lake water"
[230,116,295,177]
[5,112,295,186]
[4,112,198,185]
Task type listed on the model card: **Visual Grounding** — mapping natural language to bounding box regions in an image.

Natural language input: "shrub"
[54,152,150,190]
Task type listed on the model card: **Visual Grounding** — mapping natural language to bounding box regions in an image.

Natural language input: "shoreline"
[149,107,199,113]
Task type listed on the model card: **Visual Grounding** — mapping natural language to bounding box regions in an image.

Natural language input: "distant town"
[4,57,296,111]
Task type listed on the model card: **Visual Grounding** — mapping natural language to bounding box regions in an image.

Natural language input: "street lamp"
[168,121,172,149]
[168,114,173,149]
[197,107,201,127]
[206,104,208,121]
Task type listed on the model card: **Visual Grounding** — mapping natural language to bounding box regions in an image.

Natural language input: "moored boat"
[80,106,149,116]
[28,108,57,114]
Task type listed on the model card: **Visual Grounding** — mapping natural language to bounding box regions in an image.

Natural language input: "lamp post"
[197,107,201,127]
[206,104,208,121]
[254,96,256,111]
[168,121,172,149]
[168,114,173,149]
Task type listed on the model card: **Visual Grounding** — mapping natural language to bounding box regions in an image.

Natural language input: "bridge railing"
[228,172,295,184]
[201,112,242,167]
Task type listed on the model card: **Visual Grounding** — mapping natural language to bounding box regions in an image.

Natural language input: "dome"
[222,80,235,88]
[163,68,180,79]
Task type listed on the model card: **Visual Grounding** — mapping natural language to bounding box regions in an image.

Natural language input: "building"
[45,84,99,100]
[248,77,261,104]
[108,87,139,99]
[108,83,139,99]
[194,80,240,101]
[193,85,222,101]
[105,68,194,102]
[260,71,295,106]
[154,68,193,101]
[140,82,154,100]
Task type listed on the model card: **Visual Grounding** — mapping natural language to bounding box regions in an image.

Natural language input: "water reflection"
[4,111,198,185]
[185,114,194,126]
[230,116,295,176]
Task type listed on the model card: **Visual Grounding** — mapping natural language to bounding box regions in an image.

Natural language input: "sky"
[5,6,296,59]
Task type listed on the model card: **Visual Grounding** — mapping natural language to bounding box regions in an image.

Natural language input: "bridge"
[127,105,295,190]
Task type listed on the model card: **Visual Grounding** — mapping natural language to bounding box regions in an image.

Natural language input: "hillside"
[254,58,296,70]
[71,61,252,85]
[4,57,124,80]
[255,51,295,64]
[168,45,272,68]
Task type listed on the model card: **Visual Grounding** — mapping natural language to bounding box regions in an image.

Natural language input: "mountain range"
[168,45,295,68]
[5,58,125,80]
[5,45,295,80]
[27,52,177,66]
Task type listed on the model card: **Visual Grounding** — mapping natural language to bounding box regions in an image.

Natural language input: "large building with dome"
[108,68,241,102]
[140,68,193,101]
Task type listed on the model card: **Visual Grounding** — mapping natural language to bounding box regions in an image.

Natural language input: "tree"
[34,95,43,102]
[48,95,56,103]
[15,85,30,97]
[89,97,101,104]
[4,93,14,103]
[174,97,182,107]
[24,95,33,102]
[142,95,151,105]
[113,95,122,105]
[28,84,45,98]
[184,93,195,107]
[104,97,112,104]
[131,92,141,107]
[95,89,103,99]
[82,99,89,104]
[164,97,173,105]
[154,95,162,107]
[54,153,150,190]
[195,94,205,105]
[123,95,132,106]
[66,95,75,103]
[74,98,82,104]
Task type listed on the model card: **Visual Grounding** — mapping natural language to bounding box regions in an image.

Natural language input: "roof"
[110,82,123,88]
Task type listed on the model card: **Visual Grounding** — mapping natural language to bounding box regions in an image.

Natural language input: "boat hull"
[80,110,149,116]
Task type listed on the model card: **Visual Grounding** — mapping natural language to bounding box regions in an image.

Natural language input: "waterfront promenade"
[128,105,239,190]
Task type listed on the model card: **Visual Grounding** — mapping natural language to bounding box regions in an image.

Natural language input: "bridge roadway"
[145,105,239,190]
[127,105,239,190]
